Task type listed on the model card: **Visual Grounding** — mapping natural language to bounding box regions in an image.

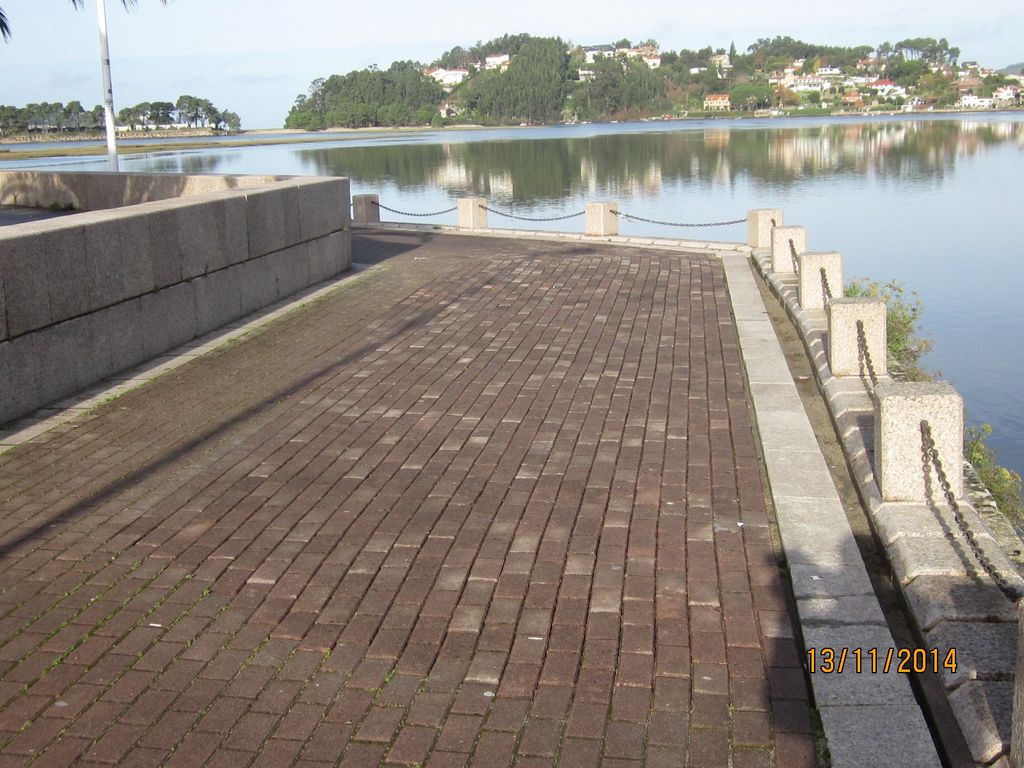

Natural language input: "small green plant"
[844,278,932,381]
[965,424,1024,522]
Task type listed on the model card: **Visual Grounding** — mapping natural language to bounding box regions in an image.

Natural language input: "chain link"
[789,238,800,273]
[856,320,879,387]
[920,421,1024,602]
[480,205,586,222]
[819,267,834,303]
[614,210,748,228]
[371,200,458,217]
[367,199,748,228]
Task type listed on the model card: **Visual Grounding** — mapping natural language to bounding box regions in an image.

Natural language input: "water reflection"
[296,120,1023,201]
[123,151,238,175]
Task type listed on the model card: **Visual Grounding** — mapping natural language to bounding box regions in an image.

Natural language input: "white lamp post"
[95,0,119,171]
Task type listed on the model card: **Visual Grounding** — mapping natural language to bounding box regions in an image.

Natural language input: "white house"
[867,79,903,97]
[485,54,510,71]
[993,86,1020,105]
[817,66,843,76]
[792,76,828,93]
[958,94,994,109]
[643,56,662,69]
[425,68,469,88]
[710,54,732,74]
[703,93,731,111]
[583,45,614,64]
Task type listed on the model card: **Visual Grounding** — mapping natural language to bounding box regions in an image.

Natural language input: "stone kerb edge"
[720,249,939,767]
[752,249,1023,763]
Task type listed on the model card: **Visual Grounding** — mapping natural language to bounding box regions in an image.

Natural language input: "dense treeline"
[284,32,1004,130]
[465,39,570,123]
[435,33,534,71]
[0,94,239,135]
[285,62,443,129]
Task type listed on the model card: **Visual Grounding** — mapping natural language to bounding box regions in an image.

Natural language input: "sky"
[1,0,1021,129]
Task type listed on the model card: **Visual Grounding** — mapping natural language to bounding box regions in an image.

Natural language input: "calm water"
[6,115,1024,477]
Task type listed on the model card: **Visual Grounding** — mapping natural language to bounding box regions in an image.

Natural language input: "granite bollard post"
[874,381,963,502]
[747,208,783,248]
[798,251,843,311]
[352,194,380,225]
[828,298,887,378]
[458,197,488,230]
[585,203,618,237]
[771,226,806,274]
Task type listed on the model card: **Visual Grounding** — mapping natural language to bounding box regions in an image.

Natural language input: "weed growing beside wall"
[845,277,1023,519]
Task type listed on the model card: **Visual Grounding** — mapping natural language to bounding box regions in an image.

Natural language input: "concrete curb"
[719,250,940,767]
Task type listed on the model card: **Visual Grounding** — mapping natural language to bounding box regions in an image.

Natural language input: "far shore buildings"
[703,93,731,111]
[425,67,470,89]
[485,54,511,71]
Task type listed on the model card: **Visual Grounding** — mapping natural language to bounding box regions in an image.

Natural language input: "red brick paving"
[0,231,815,765]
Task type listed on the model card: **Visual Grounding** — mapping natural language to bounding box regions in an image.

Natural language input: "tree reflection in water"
[293,119,1023,202]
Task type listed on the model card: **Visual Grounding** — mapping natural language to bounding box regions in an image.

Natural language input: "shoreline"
[1,108,1019,161]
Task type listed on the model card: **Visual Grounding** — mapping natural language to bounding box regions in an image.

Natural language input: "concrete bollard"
[747,208,783,248]
[828,298,887,378]
[586,203,618,237]
[770,226,806,274]
[874,381,963,502]
[352,194,380,225]
[458,197,488,230]
[798,251,843,311]
[1012,602,1024,765]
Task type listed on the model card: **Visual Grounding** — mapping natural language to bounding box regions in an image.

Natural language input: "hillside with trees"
[283,33,1020,130]
[284,63,443,129]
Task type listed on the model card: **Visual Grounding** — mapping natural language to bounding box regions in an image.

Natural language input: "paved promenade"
[0,232,815,766]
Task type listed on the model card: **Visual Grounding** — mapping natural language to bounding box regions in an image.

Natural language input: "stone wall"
[0,172,351,425]
[0,170,287,211]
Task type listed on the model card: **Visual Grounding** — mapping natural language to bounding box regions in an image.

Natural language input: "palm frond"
[1,0,166,43]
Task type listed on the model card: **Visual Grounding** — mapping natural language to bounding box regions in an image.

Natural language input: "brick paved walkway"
[0,232,815,767]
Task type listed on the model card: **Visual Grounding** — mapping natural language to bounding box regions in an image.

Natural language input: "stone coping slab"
[719,250,939,766]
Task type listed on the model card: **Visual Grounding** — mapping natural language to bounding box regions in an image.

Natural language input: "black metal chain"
[920,421,1024,601]
[366,199,747,228]
[371,200,458,217]
[614,210,748,228]
[788,238,800,273]
[770,217,777,227]
[480,204,586,222]
[820,267,834,302]
[856,320,879,387]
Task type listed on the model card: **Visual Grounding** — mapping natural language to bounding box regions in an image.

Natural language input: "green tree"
[149,100,175,125]
[175,95,202,127]
[729,82,770,110]
[64,100,85,130]
[116,106,139,129]
[220,110,241,130]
